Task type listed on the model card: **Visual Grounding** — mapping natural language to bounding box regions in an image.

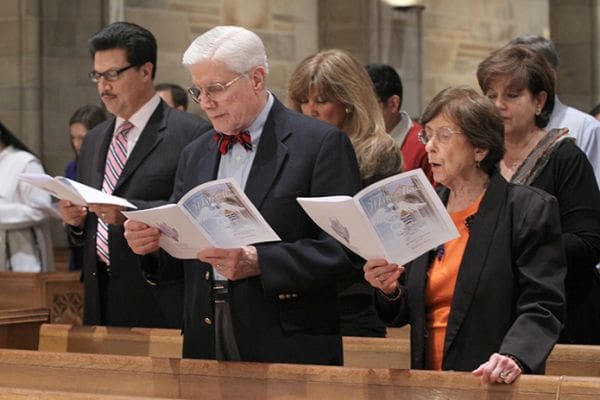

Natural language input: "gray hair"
[182,26,269,75]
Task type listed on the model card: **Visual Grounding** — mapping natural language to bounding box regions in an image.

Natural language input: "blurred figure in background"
[156,83,188,111]
[366,63,433,183]
[0,121,55,272]
[65,104,107,270]
[288,48,402,337]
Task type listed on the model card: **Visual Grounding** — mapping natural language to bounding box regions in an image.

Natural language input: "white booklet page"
[19,173,137,209]
[122,178,280,259]
[297,169,458,265]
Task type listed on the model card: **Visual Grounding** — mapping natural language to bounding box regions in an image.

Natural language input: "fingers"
[197,247,260,281]
[89,204,126,225]
[59,200,87,227]
[123,220,160,255]
[363,259,403,295]
[472,353,522,384]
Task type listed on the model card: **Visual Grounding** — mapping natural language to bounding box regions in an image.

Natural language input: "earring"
[535,108,541,116]
[345,107,352,114]
[475,160,481,169]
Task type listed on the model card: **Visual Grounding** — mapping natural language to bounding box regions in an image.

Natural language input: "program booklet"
[297,169,458,265]
[122,178,281,259]
[19,173,137,209]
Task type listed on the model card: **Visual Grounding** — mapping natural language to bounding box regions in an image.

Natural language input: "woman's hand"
[472,352,523,384]
[363,259,404,297]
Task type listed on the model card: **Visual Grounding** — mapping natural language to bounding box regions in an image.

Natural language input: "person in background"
[124,26,362,364]
[0,121,55,272]
[155,83,188,111]
[477,44,600,344]
[365,63,433,183]
[65,104,107,270]
[364,86,565,383]
[288,48,402,337]
[288,49,402,187]
[509,34,600,187]
[58,21,209,328]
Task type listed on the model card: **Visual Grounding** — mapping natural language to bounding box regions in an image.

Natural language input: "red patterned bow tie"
[213,131,252,155]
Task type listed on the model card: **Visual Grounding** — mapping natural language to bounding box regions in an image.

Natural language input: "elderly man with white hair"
[124,26,363,364]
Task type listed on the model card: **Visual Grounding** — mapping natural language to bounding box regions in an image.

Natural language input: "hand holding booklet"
[19,173,137,209]
[122,178,280,259]
[297,169,458,265]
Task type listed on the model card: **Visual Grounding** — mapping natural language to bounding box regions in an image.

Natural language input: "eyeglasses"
[417,126,462,145]
[88,65,136,83]
[188,75,243,103]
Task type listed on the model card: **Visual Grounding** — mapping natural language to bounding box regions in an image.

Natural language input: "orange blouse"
[424,195,482,370]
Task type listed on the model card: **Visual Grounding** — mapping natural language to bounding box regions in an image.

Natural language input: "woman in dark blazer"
[364,86,565,384]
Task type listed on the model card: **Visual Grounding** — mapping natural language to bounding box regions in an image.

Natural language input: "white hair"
[182,26,269,75]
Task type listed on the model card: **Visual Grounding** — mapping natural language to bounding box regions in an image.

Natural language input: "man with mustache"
[59,21,210,328]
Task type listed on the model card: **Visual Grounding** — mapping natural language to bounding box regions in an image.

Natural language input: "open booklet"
[19,173,137,209]
[297,169,458,265]
[122,178,281,259]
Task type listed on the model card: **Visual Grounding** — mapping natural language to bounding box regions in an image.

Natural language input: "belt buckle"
[212,281,229,303]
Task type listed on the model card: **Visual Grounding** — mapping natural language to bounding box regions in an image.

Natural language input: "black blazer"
[147,97,363,365]
[76,100,210,327]
[376,172,566,373]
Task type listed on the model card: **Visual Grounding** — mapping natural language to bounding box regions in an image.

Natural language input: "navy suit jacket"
[147,97,362,364]
[75,100,211,327]
[376,172,566,373]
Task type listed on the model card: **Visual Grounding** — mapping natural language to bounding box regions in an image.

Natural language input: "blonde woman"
[288,49,402,186]
[288,49,403,337]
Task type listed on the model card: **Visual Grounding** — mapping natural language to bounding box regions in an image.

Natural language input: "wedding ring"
[101,213,106,219]
[216,264,221,269]
[499,371,508,381]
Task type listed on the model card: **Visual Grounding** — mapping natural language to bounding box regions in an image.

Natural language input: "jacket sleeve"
[499,189,566,373]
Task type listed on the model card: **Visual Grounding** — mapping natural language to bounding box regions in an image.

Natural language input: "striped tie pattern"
[96,121,133,265]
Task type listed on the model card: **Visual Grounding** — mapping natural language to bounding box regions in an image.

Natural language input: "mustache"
[100,92,115,97]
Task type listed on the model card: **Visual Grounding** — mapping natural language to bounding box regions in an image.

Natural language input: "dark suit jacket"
[146,97,363,365]
[376,172,566,373]
[75,100,210,327]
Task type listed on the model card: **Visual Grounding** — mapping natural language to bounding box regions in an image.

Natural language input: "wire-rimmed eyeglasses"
[88,65,136,83]
[188,75,244,103]
[417,126,462,145]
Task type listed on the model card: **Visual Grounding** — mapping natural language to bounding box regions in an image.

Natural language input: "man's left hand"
[198,246,259,280]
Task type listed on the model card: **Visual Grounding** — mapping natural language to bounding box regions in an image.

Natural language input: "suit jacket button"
[204,318,212,325]
[204,271,210,280]
[278,294,285,300]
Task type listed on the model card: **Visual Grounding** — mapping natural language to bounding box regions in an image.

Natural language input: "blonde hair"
[288,49,401,182]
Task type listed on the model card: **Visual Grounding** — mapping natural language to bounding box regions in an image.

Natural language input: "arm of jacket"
[254,127,363,300]
[498,186,566,373]
[546,141,600,269]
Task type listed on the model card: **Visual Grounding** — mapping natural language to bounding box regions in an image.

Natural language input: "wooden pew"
[39,324,600,376]
[0,308,49,350]
[0,271,82,324]
[0,386,171,400]
[1,348,599,399]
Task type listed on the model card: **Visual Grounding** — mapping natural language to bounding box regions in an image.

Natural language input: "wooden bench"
[1,348,599,399]
[38,324,600,376]
[0,386,171,399]
[0,308,49,350]
[0,271,82,324]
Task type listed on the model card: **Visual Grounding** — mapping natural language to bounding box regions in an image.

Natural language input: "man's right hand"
[59,200,87,228]
[124,219,160,255]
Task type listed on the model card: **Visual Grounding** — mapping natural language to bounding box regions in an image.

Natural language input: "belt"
[212,280,229,303]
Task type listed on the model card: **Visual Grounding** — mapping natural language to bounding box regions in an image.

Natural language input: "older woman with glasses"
[364,86,565,383]
[477,45,600,345]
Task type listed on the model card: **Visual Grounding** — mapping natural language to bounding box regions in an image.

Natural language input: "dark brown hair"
[476,44,555,128]
[420,86,504,176]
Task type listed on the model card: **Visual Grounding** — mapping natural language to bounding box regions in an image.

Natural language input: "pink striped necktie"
[96,121,133,265]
